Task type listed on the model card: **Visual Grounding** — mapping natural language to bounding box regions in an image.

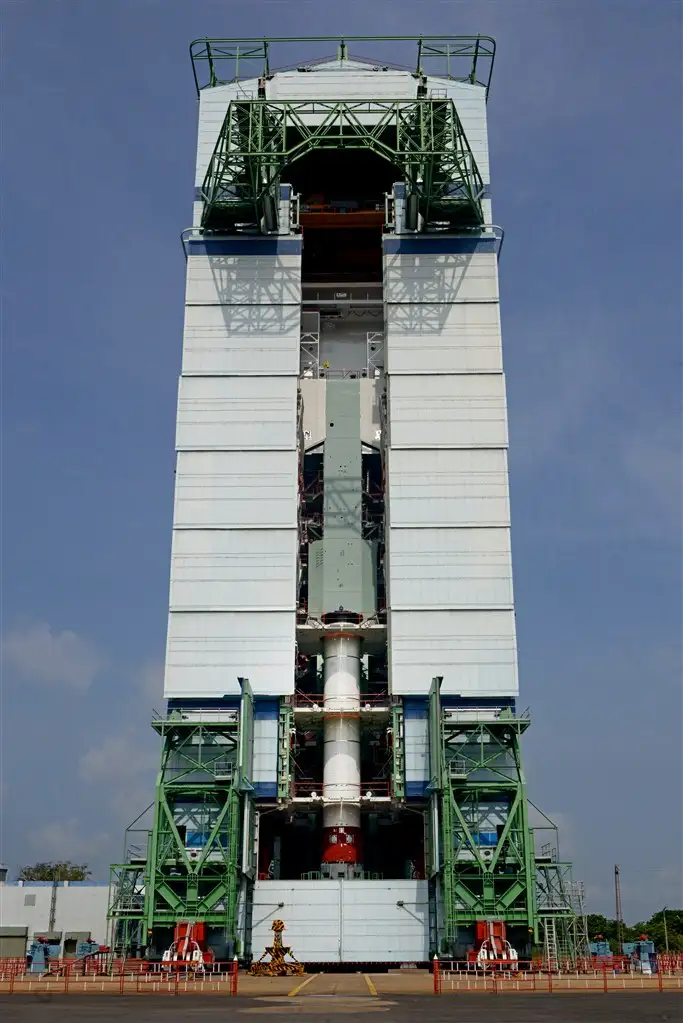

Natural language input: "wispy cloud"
[27,818,111,865]
[135,658,165,709]
[79,732,157,784]
[1,622,103,690]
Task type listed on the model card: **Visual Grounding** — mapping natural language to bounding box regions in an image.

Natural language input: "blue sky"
[1,1,681,923]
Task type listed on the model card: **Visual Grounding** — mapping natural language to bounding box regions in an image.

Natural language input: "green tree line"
[17,861,91,882]
[587,910,683,953]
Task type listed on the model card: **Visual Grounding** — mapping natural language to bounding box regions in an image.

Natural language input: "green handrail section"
[189,36,496,98]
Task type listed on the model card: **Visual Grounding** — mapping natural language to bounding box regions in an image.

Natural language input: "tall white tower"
[108,37,577,970]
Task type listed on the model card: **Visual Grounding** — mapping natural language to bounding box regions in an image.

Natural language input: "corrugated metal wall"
[165,245,301,698]
[0,885,109,945]
[251,880,429,963]
[385,241,518,698]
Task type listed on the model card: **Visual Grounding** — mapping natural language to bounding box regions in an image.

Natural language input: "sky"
[1,0,681,924]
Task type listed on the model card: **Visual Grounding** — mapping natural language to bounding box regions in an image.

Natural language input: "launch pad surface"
[1,992,680,1022]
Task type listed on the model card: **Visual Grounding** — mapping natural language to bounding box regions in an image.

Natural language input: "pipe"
[322,629,361,864]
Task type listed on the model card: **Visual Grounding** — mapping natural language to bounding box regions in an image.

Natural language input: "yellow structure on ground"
[249,920,305,977]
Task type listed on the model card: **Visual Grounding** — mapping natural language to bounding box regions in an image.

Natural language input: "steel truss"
[189,36,496,97]
[108,864,146,955]
[200,98,486,232]
[428,678,537,955]
[536,861,590,968]
[107,684,254,957]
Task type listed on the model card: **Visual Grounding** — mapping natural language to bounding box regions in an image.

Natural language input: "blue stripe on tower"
[186,238,302,256]
[406,781,429,798]
[252,782,277,798]
[403,696,429,720]
[384,236,497,255]
[254,699,280,721]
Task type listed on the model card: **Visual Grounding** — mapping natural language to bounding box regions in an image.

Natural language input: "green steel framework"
[426,678,581,960]
[108,684,254,956]
[200,97,486,232]
[428,678,537,953]
[190,36,496,98]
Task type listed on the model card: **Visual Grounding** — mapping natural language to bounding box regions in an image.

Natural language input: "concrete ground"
[0,990,681,1022]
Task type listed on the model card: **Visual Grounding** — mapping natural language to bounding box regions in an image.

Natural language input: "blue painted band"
[187,238,302,256]
[252,782,277,798]
[403,696,429,720]
[406,781,429,798]
[254,698,280,720]
[384,235,497,254]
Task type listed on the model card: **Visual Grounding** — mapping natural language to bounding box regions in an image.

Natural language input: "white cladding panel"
[253,715,278,784]
[389,374,508,449]
[388,527,513,610]
[164,611,294,697]
[387,449,510,528]
[384,253,498,304]
[404,714,429,783]
[0,886,109,944]
[251,882,341,961]
[444,82,490,184]
[341,880,429,962]
[251,880,429,963]
[176,376,298,451]
[169,529,297,611]
[386,303,502,374]
[174,451,298,529]
[182,305,300,376]
[268,66,417,101]
[185,254,301,306]
[389,610,519,697]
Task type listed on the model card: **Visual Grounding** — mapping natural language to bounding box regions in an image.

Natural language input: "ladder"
[543,918,559,972]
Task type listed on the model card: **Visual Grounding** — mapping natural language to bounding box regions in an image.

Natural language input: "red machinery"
[161,922,214,973]
[468,921,519,971]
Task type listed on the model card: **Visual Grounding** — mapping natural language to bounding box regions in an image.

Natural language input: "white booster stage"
[322,629,362,867]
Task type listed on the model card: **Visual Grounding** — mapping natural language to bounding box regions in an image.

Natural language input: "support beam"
[200,98,486,232]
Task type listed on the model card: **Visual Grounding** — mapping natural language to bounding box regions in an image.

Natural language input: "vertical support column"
[391,702,406,800]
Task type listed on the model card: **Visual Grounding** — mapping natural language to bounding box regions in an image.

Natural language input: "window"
[24,894,36,907]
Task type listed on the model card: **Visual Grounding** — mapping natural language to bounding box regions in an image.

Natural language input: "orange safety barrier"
[0,965,241,996]
[433,958,683,995]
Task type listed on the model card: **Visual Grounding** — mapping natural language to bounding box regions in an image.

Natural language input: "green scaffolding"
[108,683,254,957]
[200,97,486,232]
[428,678,538,955]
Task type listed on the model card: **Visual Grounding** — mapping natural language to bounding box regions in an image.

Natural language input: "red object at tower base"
[321,826,361,864]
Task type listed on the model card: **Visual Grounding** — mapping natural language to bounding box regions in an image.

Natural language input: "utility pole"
[48,868,59,933]
[663,907,669,954]
[614,865,623,954]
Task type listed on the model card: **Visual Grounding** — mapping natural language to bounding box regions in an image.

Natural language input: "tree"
[18,861,91,882]
[586,910,683,953]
